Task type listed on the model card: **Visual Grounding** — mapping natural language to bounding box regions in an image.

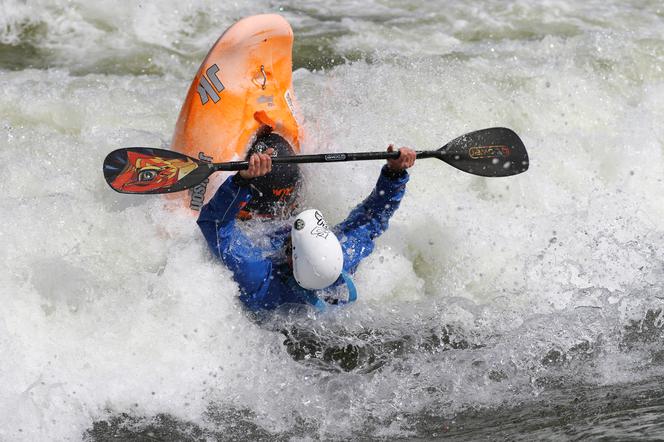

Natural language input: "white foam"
[2,1,664,439]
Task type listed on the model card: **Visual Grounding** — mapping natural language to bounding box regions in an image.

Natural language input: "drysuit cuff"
[232,173,253,188]
[381,164,408,180]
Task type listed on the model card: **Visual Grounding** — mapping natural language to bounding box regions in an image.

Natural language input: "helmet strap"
[291,272,357,310]
[340,271,357,303]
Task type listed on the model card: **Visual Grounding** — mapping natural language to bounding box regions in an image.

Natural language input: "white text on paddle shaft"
[324,154,347,161]
[197,64,225,105]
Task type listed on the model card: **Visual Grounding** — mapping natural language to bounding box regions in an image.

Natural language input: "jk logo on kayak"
[197,64,225,105]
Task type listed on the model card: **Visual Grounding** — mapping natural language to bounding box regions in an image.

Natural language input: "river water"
[2,0,664,440]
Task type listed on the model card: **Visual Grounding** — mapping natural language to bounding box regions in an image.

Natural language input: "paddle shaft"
[212,149,440,171]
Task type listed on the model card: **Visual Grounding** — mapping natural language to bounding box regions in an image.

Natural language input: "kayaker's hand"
[386,145,416,171]
[240,148,274,179]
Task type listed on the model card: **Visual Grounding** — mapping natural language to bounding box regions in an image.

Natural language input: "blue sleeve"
[335,166,409,272]
[197,175,272,297]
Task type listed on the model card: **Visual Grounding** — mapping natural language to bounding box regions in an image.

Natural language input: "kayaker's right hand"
[386,144,416,171]
[240,148,274,179]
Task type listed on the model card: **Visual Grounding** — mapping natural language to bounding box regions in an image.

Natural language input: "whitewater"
[2,0,664,440]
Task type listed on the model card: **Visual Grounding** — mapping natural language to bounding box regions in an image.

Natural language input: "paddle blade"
[438,127,529,177]
[103,148,213,194]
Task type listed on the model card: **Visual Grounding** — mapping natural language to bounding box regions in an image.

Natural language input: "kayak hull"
[170,14,302,212]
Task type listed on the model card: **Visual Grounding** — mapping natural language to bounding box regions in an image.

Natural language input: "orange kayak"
[170,14,302,212]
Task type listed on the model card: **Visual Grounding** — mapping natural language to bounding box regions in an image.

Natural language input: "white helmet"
[291,209,343,290]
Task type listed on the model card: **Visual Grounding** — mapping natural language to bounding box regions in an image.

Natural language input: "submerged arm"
[197,174,272,296]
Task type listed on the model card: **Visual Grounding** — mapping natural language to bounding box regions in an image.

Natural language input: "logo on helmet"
[310,211,330,239]
[314,211,328,229]
[294,219,305,230]
[311,226,330,239]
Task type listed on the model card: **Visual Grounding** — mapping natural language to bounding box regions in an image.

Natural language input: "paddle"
[103,127,528,194]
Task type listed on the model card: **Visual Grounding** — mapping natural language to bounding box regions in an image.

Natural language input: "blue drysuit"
[197,165,409,312]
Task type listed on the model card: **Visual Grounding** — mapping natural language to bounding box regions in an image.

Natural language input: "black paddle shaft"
[211,150,432,171]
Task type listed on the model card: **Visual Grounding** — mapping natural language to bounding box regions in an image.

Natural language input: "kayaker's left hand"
[240,148,274,179]
[386,145,416,171]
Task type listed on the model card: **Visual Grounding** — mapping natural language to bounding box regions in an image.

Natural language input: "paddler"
[197,145,416,312]
[236,127,302,220]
